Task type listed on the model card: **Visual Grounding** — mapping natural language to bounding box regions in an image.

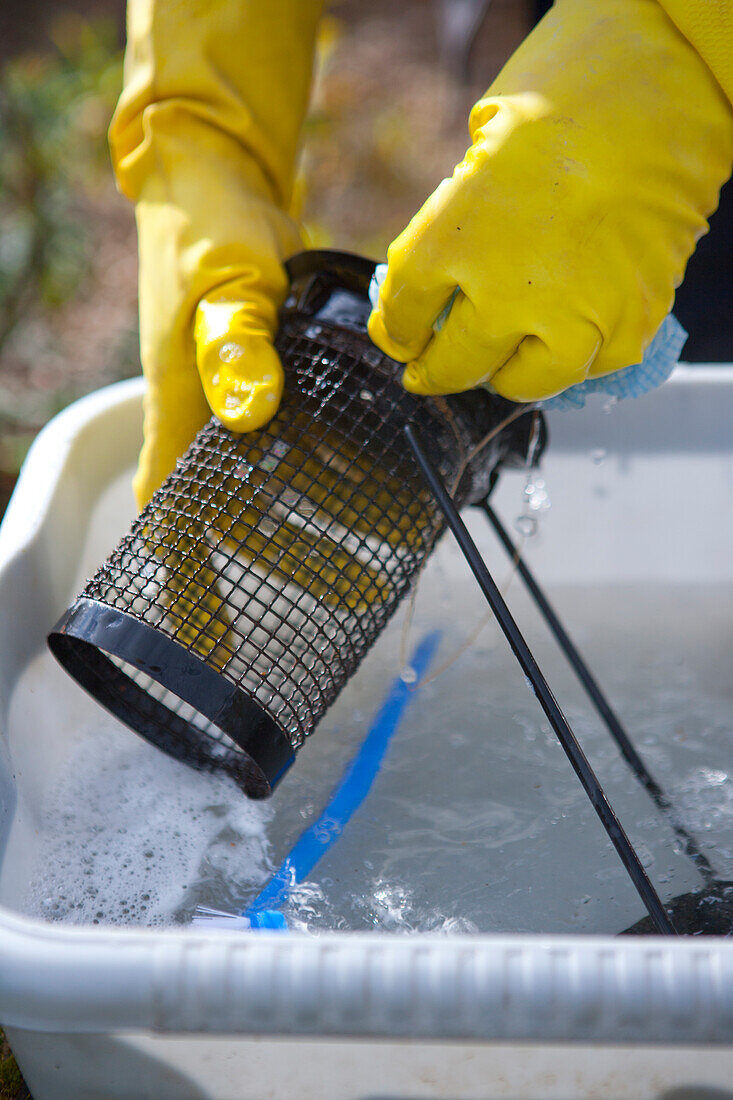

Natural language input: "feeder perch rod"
[404,422,676,936]
[478,498,717,888]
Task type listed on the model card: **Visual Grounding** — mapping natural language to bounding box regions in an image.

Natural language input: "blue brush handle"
[245,631,441,922]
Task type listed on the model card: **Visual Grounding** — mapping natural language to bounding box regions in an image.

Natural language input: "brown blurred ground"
[0,0,125,60]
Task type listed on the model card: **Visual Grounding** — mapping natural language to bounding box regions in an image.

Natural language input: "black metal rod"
[404,423,676,936]
[479,499,717,888]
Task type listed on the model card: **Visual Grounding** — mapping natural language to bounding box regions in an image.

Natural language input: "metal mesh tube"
[49,251,543,797]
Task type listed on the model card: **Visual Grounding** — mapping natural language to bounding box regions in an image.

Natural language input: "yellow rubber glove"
[109,0,323,508]
[368,0,733,403]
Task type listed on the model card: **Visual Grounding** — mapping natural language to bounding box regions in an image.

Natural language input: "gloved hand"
[109,0,323,508]
[368,0,733,403]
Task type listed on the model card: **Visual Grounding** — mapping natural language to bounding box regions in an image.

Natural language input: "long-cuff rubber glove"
[368,0,733,403]
[110,0,323,509]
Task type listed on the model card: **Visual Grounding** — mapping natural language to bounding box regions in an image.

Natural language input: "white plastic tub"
[2,371,733,1099]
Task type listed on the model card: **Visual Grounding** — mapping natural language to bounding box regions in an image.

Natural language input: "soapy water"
[20,719,273,926]
[8,576,733,936]
[6,392,732,935]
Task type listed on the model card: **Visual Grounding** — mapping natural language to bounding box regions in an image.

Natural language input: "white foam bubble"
[23,720,272,927]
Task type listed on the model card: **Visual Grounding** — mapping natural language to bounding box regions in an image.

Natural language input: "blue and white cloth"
[541,313,687,410]
[368,263,686,410]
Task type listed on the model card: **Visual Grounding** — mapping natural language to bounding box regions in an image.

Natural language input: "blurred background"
[0,0,731,522]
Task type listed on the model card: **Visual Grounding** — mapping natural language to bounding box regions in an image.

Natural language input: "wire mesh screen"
[49,251,543,797]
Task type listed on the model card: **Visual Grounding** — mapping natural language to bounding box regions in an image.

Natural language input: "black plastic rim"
[48,598,294,798]
[623,882,733,936]
[285,248,378,289]
[283,250,379,333]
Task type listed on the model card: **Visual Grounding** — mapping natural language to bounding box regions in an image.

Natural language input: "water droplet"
[524,477,551,512]
[363,347,383,367]
[360,389,375,403]
[514,514,538,538]
[305,325,322,339]
[400,666,418,684]
[265,392,277,403]
[590,448,607,465]
[219,342,244,363]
